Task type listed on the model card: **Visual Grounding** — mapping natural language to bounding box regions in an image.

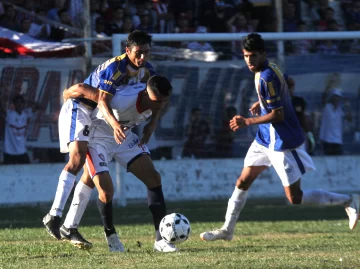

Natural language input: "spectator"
[182,108,210,159]
[93,17,108,38]
[47,0,65,22]
[136,10,154,33]
[215,106,237,158]
[49,8,78,41]
[227,12,254,58]
[173,12,195,33]
[106,7,124,35]
[15,0,37,25]
[187,26,214,51]
[152,0,174,33]
[0,4,21,32]
[201,0,232,59]
[285,75,315,154]
[292,21,314,55]
[319,89,352,155]
[120,15,135,34]
[283,2,298,32]
[1,95,34,164]
[20,18,50,39]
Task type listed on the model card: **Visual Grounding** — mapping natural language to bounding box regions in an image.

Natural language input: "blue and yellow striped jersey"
[254,61,304,151]
[80,53,156,108]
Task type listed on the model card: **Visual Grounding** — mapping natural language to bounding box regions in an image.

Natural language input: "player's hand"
[139,121,156,147]
[113,124,127,144]
[229,115,246,131]
[249,101,260,116]
[63,88,70,102]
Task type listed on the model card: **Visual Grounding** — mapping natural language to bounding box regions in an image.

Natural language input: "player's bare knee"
[236,177,253,190]
[146,170,162,189]
[98,190,114,203]
[67,152,86,173]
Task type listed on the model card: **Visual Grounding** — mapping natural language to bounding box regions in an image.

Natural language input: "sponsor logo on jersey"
[98,153,105,161]
[128,138,139,148]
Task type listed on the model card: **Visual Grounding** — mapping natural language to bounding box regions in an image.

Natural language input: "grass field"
[1,198,360,269]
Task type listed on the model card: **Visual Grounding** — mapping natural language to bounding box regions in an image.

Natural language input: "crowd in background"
[0,0,360,58]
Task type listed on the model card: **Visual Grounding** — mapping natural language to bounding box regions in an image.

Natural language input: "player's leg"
[60,167,94,249]
[200,165,267,241]
[86,142,124,252]
[272,147,358,230]
[127,153,178,252]
[43,100,91,240]
[200,141,270,241]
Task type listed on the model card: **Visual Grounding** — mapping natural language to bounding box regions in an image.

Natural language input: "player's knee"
[67,152,86,173]
[98,190,114,203]
[236,177,253,190]
[146,170,162,189]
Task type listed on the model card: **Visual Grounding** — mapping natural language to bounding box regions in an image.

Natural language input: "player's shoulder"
[261,62,284,82]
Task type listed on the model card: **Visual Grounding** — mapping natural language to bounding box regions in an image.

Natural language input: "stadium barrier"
[0,155,359,205]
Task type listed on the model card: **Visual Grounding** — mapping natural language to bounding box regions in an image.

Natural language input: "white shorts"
[58,99,93,153]
[244,141,316,186]
[86,132,150,178]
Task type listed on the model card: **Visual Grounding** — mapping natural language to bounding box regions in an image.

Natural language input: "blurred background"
[1,0,360,164]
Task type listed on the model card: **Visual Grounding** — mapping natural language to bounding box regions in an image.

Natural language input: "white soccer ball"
[159,213,191,244]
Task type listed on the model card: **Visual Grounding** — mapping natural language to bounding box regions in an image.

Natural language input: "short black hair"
[126,30,152,48]
[147,75,172,97]
[241,33,265,52]
[12,94,25,104]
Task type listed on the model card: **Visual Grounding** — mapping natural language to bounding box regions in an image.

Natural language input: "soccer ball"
[159,213,191,244]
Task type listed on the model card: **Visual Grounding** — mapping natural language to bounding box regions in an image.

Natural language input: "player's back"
[90,83,152,141]
[255,62,305,151]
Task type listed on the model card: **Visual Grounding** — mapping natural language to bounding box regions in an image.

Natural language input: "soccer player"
[59,76,177,252]
[200,33,360,242]
[43,30,155,241]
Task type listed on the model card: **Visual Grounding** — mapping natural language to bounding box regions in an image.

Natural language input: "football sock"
[147,185,166,241]
[221,187,248,233]
[63,181,92,228]
[50,170,76,217]
[97,199,116,236]
[301,189,351,206]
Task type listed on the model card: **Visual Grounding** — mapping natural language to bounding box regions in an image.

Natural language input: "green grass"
[1,199,359,269]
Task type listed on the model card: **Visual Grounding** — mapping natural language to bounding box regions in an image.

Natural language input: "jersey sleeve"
[98,62,122,95]
[259,74,283,110]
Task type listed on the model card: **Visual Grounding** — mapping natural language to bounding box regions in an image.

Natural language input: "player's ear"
[125,47,130,55]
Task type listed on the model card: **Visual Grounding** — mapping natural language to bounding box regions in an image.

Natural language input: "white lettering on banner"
[0,156,359,205]
[0,58,86,148]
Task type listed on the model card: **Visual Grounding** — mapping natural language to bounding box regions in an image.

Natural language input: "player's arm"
[139,108,163,146]
[230,108,284,131]
[63,83,99,102]
[97,90,126,144]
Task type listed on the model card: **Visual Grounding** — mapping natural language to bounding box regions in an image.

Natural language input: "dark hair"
[126,30,152,48]
[12,94,25,104]
[241,33,265,52]
[147,75,172,97]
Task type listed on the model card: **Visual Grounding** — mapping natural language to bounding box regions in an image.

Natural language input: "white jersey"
[90,83,152,141]
[86,83,152,174]
[4,108,32,155]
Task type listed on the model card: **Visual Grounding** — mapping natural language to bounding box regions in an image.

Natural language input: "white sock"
[63,181,92,228]
[301,189,351,206]
[221,187,248,233]
[50,170,76,218]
